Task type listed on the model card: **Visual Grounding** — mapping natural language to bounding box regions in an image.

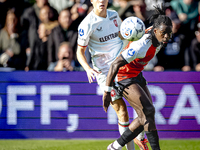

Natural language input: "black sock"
[145,130,161,150]
[117,125,144,147]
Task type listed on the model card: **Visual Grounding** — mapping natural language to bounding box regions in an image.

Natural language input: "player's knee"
[137,114,147,126]
[134,109,146,125]
[112,100,129,121]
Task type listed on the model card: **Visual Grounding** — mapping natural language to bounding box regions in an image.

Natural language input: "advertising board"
[0,71,199,139]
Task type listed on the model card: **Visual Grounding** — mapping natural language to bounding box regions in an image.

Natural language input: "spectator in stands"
[170,0,200,71]
[171,0,199,26]
[189,23,200,71]
[109,0,129,12]
[82,0,93,13]
[25,23,48,71]
[48,42,82,71]
[0,9,26,70]
[21,0,58,65]
[70,0,88,21]
[109,0,147,25]
[108,0,121,11]
[21,0,58,31]
[108,0,134,21]
[132,0,147,25]
[21,0,58,51]
[25,5,58,70]
[39,5,58,35]
[0,0,25,30]
[47,8,78,65]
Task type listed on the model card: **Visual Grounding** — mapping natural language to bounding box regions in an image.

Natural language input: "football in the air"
[120,16,145,41]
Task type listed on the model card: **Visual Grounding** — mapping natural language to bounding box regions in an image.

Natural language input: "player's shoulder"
[79,11,93,25]
[107,9,119,19]
[107,9,118,15]
[129,33,151,48]
[78,11,97,31]
[141,33,151,44]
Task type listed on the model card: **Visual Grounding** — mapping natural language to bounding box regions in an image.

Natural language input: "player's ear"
[153,28,157,34]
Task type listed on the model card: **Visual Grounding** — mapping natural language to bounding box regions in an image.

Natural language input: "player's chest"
[135,46,158,65]
[90,19,120,42]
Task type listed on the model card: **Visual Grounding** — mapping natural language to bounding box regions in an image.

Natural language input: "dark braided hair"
[147,4,172,47]
[149,4,172,28]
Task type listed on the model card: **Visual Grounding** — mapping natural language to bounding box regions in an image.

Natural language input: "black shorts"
[114,72,147,96]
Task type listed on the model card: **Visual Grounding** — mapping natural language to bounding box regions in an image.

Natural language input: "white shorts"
[96,72,122,102]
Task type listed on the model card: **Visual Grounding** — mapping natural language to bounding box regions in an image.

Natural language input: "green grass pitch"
[0,139,199,150]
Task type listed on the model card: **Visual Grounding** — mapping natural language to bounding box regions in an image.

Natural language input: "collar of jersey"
[92,9,108,21]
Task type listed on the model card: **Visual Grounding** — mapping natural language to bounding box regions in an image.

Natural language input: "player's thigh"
[111,98,127,112]
[141,85,153,104]
[111,98,129,121]
[123,83,154,117]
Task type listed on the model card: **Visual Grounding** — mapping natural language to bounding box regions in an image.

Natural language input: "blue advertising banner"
[0,71,200,139]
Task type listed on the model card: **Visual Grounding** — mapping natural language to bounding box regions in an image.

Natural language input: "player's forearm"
[76,46,91,71]
[106,64,118,87]
[106,56,126,87]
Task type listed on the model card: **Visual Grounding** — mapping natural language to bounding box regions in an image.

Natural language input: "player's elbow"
[110,61,120,75]
[76,47,81,56]
[76,46,84,59]
[111,56,125,72]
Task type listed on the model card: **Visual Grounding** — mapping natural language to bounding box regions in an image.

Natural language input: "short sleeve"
[77,20,92,47]
[121,34,151,63]
[121,46,138,63]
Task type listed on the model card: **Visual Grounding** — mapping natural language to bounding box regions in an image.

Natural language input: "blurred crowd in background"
[0,0,199,72]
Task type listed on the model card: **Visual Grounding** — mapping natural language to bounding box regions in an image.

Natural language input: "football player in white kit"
[76,0,148,150]
[103,5,173,150]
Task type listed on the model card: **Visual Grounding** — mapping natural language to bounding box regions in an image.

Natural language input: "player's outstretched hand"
[86,68,100,83]
[103,92,113,113]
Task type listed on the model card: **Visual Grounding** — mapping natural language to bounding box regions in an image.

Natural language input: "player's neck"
[151,32,160,47]
[93,9,107,18]
[152,38,160,47]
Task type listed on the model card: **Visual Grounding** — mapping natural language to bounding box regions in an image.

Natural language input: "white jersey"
[78,9,123,74]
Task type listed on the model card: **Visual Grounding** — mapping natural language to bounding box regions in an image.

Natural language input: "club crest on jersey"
[128,48,135,56]
[111,89,116,97]
[79,29,84,36]
[113,19,118,27]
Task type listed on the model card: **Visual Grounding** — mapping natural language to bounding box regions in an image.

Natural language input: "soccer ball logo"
[120,17,145,41]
